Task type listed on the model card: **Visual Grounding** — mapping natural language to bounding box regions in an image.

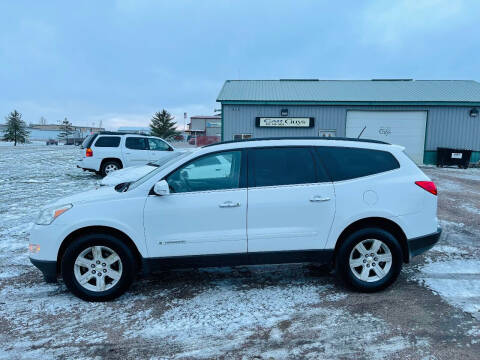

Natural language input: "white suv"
[30,137,441,301]
[77,132,177,176]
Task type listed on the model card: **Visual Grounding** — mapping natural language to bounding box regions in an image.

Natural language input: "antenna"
[357,126,367,139]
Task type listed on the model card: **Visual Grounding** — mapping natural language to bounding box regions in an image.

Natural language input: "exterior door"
[346,111,427,164]
[148,138,173,162]
[144,150,247,257]
[123,137,150,166]
[247,147,335,252]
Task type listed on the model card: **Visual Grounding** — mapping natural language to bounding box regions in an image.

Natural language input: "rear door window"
[248,147,325,187]
[94,136,121,148]
[126,137,148,150]
[316,147,400,181]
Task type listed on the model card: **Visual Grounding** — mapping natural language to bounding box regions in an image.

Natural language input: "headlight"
[35,204,73,225]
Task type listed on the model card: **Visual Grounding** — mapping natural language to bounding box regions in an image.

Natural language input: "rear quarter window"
[94,136,121,148]
[316,147,400,181]
[81,134,97,149]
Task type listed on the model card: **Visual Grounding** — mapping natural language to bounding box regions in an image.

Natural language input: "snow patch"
[418,259,480,318]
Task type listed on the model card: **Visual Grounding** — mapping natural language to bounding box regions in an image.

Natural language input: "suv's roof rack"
[98,131,150,135]
[203,136,390,147]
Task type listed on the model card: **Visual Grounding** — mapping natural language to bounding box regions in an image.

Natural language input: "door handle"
[310,196,330,202]
[219,201,240,208]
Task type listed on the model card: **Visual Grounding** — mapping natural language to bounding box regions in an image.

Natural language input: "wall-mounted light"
[470,108,479,117]
[281,109,288,117]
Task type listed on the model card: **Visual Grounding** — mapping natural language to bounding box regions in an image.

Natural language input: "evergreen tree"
[2,110,29,146]
[150,110,179,139]
[58,118,74,143]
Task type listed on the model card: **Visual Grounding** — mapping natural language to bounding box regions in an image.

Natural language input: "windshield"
[127,151,193,191]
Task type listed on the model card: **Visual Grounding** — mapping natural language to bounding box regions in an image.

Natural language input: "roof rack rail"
[203,136,390,147]
[98,131,150,135]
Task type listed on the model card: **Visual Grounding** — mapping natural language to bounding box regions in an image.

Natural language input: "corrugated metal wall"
[222,104,480,151]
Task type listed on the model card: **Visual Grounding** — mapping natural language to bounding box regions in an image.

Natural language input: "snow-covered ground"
[0,146,479,359]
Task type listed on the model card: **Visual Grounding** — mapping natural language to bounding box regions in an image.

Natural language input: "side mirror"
[153,180,170,196]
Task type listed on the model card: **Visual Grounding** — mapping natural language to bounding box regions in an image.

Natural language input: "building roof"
[117,126,150,130]
[190,116,221,119]
[217,79,480,105]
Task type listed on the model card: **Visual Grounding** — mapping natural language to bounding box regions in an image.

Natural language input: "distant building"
[27,124,105,142]
[187,116,221,137]
[117,126,151,135]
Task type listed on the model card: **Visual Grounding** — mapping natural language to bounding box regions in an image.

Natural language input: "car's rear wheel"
[61,233,137,301]
[335,228,403,292]
[100,160,121,176]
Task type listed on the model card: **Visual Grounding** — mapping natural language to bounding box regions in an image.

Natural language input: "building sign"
[256,117,314,128]
[378,126,392,136]
[206,120,221,128]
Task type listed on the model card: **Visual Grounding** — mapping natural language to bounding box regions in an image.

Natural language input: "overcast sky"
[1,0,479,130]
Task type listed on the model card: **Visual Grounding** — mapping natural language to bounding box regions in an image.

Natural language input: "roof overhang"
[217,100,480,107]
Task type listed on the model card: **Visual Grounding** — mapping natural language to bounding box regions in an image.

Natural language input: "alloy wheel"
[104,164,118,174]
[349,239,392,282]
[73,246,123,292]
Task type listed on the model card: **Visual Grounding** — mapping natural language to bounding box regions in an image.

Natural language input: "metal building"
[188,116,221,137]
[216,79,480,164]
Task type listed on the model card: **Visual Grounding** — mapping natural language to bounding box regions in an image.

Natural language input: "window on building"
[125,137,148,150]
[249,147,321,187]
[166,151,242,193]
[316,147,400,181]
[233,134,252,140]
[94,136,121,148]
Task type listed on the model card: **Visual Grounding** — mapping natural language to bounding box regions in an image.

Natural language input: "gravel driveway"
[0,145,479,359]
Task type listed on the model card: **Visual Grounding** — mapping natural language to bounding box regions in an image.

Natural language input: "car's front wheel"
[61,233,137,301]
[335,228,403,292]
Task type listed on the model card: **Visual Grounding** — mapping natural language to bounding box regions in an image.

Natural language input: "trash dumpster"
[436,147,472,168]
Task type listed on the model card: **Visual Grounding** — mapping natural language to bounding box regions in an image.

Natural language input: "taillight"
[415,181,437,196]
[86,148,93,157]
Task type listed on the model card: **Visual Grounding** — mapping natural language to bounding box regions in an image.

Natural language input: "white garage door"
[346,111,427,164]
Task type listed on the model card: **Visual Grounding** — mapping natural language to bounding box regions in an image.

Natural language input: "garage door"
[346,111,427,164]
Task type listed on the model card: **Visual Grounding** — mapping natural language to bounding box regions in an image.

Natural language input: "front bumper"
[407,227,442,260]
[30,257,58,283]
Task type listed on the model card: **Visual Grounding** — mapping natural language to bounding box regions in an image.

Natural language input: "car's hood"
[46,186,120,208]
[100,165,155,186]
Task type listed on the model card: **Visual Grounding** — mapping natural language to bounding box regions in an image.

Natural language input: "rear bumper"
[30,258,58,283]
[77,159,100,172]
[76,164,97,173]
[407,227,442,260]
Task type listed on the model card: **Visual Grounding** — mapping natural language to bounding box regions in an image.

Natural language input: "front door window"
[166,151,242,193]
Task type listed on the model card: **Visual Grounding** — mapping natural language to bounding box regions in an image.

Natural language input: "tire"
[335,228,403,292]
[100,160,121,177]
[61,233,137,301]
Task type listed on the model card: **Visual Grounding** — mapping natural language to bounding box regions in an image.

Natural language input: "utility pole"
[184,112,187,142]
